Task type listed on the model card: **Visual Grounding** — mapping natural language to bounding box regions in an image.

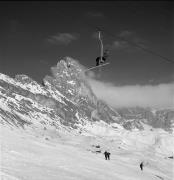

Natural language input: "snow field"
[0,125,173,180]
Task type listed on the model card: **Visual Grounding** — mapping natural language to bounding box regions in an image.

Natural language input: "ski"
[84,62,110,72]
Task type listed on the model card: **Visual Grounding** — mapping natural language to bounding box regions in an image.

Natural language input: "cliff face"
[0,57,173,132]
[0,57,120,131]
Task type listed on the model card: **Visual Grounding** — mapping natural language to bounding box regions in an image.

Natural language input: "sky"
[0,1,173,108]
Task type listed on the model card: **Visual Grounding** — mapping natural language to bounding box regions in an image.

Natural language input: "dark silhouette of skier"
[104,151,108,160]
[104,151,111,160]
[140,162,144,171]
[96,56,106,66]
[96,49,109,66]
[107,152,111,160]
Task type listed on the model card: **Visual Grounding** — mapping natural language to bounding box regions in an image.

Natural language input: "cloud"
[86,76,174,109]
[85,71,96,79]
[47,33,79,45]
[85,12,105,18]
[119,30,133,37]
[119,30,148,48]
[119,30,134,38]
[111,40,129,50]
[111,30,148,51]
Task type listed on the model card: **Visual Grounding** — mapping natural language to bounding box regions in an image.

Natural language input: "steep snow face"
[0,70,89,130]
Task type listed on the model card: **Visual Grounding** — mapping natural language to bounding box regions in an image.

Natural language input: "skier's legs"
[108,154,110,160]
[140,164,143,171]
[105,154,107,160]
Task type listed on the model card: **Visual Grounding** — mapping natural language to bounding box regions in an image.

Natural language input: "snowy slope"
[1,125,173,180]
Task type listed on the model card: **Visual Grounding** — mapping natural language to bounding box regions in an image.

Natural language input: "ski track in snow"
[0,126,173,180]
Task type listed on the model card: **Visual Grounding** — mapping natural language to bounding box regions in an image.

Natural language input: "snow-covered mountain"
[0,57,120,132]
[1,57,174,180]
[0,57,173,133]
[116,107,174,132]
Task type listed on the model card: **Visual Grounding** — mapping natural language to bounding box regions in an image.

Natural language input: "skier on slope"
[104,151,108,160]
[140,162,144,171]
[107,151,111,160]
[104,150,111,160]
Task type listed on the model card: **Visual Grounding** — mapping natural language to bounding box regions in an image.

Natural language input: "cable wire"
[83,20,174,64]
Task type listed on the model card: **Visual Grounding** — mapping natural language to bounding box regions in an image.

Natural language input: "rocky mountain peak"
[0,57,173,133]
[43,57,97,106]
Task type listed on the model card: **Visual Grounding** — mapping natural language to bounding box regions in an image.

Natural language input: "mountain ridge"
[0,57,173,133]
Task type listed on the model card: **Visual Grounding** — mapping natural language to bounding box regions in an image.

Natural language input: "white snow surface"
[0,125,174,180]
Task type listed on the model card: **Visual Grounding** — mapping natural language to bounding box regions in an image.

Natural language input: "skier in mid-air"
[84,31,110,73]
[96,49,109,66]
